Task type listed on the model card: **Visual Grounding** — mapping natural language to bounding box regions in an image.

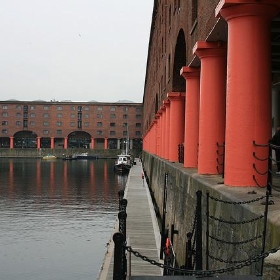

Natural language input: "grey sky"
[0,1,153,103]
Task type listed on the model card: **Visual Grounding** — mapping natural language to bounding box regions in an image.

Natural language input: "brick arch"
[172,29,186,92]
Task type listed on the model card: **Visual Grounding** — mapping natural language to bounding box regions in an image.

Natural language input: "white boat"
[114,154,132,174]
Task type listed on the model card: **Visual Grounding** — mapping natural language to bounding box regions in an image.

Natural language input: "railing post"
[118,190,124,211]
[267,141,272,196]
[113,232,125,280]
[118,210,127,240]
[196,190,203,271]
[185,232,193,270]
[160,172,168,259]
[120,198,128,212]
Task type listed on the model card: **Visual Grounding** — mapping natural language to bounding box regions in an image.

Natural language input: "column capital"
[216,0,280,19]
[193,41,227,58]
[167,92,185,101]
[180,67,200,79]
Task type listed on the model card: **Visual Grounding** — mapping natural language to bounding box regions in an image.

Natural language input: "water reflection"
[0,158,127,280]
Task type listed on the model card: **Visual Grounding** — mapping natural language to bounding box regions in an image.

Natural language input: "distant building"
[0,100,143,150]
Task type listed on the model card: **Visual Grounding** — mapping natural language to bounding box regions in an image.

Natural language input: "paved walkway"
[98,160,162,279]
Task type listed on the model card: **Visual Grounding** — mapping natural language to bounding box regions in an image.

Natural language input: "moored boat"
[42,155,57,160]
[114,154,132,174]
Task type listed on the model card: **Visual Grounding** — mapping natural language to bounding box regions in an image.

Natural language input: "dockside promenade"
[98,159,162,279]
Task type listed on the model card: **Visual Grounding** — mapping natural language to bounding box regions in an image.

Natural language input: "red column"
[164,100,170,160]
[167,92,185,162]
[160,106,166,159]
[156,113,161,156]
[10,137,14,149]
[91,138,95,149]
[216,1,280,186]
[193,41,227,175]
[64,137,68,149]
[50,137,54,149]
[104,138,108,149]
[37,137,41,149]
[180,67,200,168]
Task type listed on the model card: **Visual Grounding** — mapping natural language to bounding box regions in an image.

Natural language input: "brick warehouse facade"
[143,0,280,187]
[0,100,143,150]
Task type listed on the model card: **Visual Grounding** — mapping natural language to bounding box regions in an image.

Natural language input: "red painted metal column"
[193,41,227,175]
[91,137,95,149]
[164,100,171,160]
[37,137,41,149]
[167,92,185,162]
[10,137,14,149]
[216,1,280,186]
[50,137,55,149]
[160,105,166,159]
[180,67,200,168]
[104,137,108,149]
[64,137,68,149]
[156,113,161,156]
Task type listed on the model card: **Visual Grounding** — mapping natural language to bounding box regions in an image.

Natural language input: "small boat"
[114,154,132,174]
[42,155,57,160]
[74,152,98,160]
[62,154,77,160]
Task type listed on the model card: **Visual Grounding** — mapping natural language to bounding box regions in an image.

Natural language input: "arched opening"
[14,131,38,148]
[68,131,91,148]
[172,29,186,92]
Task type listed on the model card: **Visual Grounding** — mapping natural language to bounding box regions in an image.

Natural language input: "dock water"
[97,160,162,279]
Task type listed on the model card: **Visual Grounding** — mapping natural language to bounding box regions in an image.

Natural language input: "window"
[57,130,62,135]
[43,106,49,110]
[57,121,62,126]
[2,129,8,134]
[70,114,75,118]
[2,112,8,117]
[97,114,102,118]
[23,105,28,112]
[78,120,82,128]
[71,106,76,111]
[30,113,36,118]
[97,130,103,135]
[43,130,49,135]
[84,122,89,127]
[57,106,62,110]
[78,106,82,112]
[2,121,8,125]
[123,107,128,112]
[123,114,128,119]
[84,114,89,118]
[16,121,21,126]
[43,113,49,118]
[16,105,21,110]
[136,123,141,127]
[57,113,62,118]
[2,105,8,109]
[23,120,28,127]
[70,122,75,127]
[110,122,115,127]
[136,114,142,119]
[78,113,82,120]
[136,107,142,112]
[110,114,116,118]
[16,113,21,117]
[84,106,89,111]
[30,105,35,110]
[97,122,102,127]
[23,112,28,118]
[97,107,103,111]
[110,107,116,111]
[30,121,35,126]
[123,122,128,127]
[123,131,128,136]
[43,121,49,126]
[136,131,141,136]
[110,131,116,136]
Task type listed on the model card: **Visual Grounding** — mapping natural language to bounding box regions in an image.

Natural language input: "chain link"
[209,214,264,225]
[125,245,280,276]
[208,194,266,205]
[209,234,262,245]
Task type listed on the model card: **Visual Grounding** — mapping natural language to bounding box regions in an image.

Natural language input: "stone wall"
[142,152,280,279]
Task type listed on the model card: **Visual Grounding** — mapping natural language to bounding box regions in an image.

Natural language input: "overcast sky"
[0,1,153,103]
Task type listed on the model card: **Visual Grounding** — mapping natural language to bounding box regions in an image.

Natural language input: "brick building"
[0,100,143,150]
[143,0,280,187]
